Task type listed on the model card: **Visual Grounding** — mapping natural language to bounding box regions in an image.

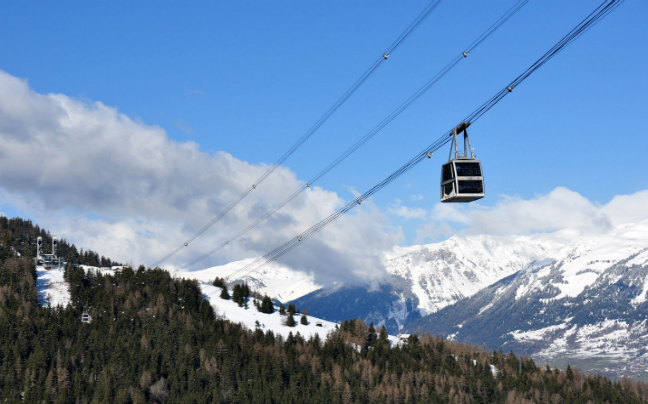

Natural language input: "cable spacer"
[252,184,256,189]
[274,257,278,260]
[383,54,389,60]
[358,199,362,205]
[184,243,188,246]
[306,183,311,187]
[462,52,469,58]
[507,85,514,92]
[297,236,302,241]
[426,152,433,158]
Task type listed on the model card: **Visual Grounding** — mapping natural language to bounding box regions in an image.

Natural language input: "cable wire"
[181,0,529,269]
[228,0,623,280]
[151,0,443,269]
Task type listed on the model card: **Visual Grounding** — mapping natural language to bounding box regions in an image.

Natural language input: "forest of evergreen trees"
[1,216,648,403]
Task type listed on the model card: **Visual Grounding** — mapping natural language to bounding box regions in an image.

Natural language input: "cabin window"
[457,180,483,194]
[443,182,455,196]
[455,162,481,177]
[442,164,454,181]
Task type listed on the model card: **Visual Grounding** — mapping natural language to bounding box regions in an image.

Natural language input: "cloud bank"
[0,69,401,286]
[414,187,648,243]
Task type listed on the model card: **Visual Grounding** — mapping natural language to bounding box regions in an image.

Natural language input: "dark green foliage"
[300,314,308,325]
[279,303,286,315]
[287,302,296,315]
[219,286,230,300]
[231,282,250,307]
[285,313,296,327]
[212,277,226,289]
[258,295,274,314]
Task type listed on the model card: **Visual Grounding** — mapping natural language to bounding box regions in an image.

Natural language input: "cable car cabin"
[441,160,484,202]
[440,122,485,203]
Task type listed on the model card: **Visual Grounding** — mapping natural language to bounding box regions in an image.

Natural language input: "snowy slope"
[201,282,336,340]
[174,259,322,303]
[36,265,71,307]
[197,281,402,345]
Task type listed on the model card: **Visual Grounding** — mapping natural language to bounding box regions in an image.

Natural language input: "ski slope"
[36,265,71,308]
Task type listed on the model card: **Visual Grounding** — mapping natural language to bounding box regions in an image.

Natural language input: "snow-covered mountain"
[279,233,565,333]
[405,221,648,378]
[385,233,564,315]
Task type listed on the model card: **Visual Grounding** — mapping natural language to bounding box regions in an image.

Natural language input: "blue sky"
[0,1,646,275]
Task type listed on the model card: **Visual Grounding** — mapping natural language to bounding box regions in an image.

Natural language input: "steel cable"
[228,0,623,280]
[151,0,443,269]
[181,1,529,269]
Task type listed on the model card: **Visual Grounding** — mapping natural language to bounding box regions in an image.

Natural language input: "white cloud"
[410,194,424,201]
[389,199,427,220]
[417,187,648,242]
[0,69,400,286]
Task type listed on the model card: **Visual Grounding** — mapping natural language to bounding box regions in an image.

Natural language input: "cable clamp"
[297,236,302,241]
[184,243,188,247]
[358,198,363,205]
[383,54,389,60]
[462,52,469,58]
[252,184,256,189]
[507,85,514,92]
[426,152,433,158]
[274,257,278,261]
[306,183,311,187]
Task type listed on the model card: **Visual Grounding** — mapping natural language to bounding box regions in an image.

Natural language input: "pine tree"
[279,303,286,315]
[220,287,230,300]
[212,277,226,289]
[285,313,296,327]
[260,295,274,314]
[232,284,243,306]
[300,314,308,325]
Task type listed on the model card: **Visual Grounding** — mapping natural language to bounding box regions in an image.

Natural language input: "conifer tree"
[279,303,286,315]
[285,313,296,327]
[220,286,230,300]
[300,314,308,325]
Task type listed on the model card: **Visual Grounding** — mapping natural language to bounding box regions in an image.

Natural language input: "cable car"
[440,122,484,203]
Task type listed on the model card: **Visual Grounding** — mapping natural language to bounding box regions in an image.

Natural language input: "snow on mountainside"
[405,221,648,379]
[201,282,339,340]
[385,233,564,315]
[291,234,567,333]
[174,259,321,303]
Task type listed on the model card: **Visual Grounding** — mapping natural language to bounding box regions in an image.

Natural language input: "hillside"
[4,259,648,402]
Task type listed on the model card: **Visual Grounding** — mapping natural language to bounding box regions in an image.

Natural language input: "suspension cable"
[151,1,443,269]
[180,0,529,270]
[227,0,623,280]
